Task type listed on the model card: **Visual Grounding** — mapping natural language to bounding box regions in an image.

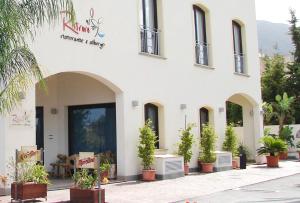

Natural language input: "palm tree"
[0,0,75,114]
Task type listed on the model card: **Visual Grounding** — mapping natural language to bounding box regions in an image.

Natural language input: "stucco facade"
[0,0,263,180]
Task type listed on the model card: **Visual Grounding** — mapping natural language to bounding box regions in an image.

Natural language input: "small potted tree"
[178,123,195,175]
[10,163,48,201]
[278,126,295,160]
[138,120,157,181]
[70,169,105,203]
[100,162,111,184]
[199,124,217,173]
[257,135,287,167]
[223,124,239,169]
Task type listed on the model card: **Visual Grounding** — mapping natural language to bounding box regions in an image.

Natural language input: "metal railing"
[234,53,245,73]
[195,42,209,66]
[140,27,161,56]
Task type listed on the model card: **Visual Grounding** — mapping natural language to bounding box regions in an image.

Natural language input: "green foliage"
[178,123,195,164]
[73,169,97,190]
[237,143,250,158]
[226,102,243,126]
[257,136,288,156]
[222,124,238,157]
[9,162,49,184]
[138,120,157,170]
[0,0,75,114]
[99,162,110,173]
[199,124,217,163]
[279,126,295,148]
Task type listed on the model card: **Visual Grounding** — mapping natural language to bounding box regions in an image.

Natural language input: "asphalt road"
[177,173,300,203]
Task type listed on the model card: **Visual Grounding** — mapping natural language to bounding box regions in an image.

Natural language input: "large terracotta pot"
[184,163,189,175]
[201,163,214,173]
[142,169,156,181]
[279,152,288,160]
[70,187,105,203]
[11,182,47,201]
[232,160,238,169]
[266,156,279,167]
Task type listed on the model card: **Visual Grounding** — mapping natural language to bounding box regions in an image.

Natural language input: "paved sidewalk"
[0,160,299,203]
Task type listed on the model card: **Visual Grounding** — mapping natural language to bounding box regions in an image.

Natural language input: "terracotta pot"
[184,163,189,175]
[201,163,214,173]
[279,152,288,160]
[70,187,105,203]
[266,156,279,168]
[142,169,156,181]
[11,182,47,201]
[232,160,238,169]
[100,171,109,182]
[198,160,202,172]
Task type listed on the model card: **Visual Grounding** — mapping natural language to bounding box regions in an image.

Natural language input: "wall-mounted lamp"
[132,100,139,107]
[50,108,58,115]
[180,104,187,110]
[218,107,225,113]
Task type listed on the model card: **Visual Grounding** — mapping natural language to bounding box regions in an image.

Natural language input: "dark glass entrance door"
[68,103,116,156]
[36,107,44,149]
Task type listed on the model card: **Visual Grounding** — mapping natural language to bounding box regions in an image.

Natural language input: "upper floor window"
[232,21,245,73]
[194,6,208,66]
[140,0,161,56]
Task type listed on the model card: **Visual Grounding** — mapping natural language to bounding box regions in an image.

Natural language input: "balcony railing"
[195,42,209,66]
[140,27,161,56]
[234,53,245,73]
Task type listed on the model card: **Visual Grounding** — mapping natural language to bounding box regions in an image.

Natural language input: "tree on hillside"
[0,0,75,114]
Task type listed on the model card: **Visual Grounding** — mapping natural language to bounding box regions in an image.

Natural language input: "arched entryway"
[35,71,122,183]
[199,106,214,134]
[226,93,263,159]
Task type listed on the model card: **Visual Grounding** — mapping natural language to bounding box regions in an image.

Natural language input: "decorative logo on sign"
[78,152,95,169]
[60,8,105,49]
[17,146,41,163]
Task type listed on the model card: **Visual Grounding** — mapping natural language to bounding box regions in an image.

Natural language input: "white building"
[0,0,263,181]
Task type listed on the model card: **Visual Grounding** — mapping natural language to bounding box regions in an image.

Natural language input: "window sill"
[139,52,167,60]
[194,63,215,70]
[234,72,250,77]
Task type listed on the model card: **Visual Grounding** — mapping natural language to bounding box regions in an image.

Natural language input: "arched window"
[145,103,159,148]
[140,0,160,55]
[232,21,245,73]
[200,107,209,133]
[193,6,208,65]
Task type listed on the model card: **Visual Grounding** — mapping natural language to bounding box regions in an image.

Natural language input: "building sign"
[9,110,33,127]
[78,152,95,169]
[60,8,105,49]
[17,146,41,163]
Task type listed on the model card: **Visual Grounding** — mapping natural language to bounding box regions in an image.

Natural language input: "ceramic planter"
[142,169,156,181]
[239,154,247,169]
[266,156,279,167]
[184,163,189,175]
[11,182,47,201]
[70,187,105,203]
[201,163,214,173]
[279,152,288,160]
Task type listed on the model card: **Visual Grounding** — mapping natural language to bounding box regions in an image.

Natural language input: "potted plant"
[70,169,105,203]
[238,143,250,169]
[222,124,239,169]
[178,123,195,175]
[10,163,48,201]
[278,126,295,160]
[100,162,110,184]
[138,120,157,181]
[257,135,287,167]
[199,124,217,173]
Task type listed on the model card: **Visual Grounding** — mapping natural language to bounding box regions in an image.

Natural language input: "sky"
[255,0,300,24]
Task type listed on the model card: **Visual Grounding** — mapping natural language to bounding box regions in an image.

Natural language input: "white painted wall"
[0,0,262,178]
